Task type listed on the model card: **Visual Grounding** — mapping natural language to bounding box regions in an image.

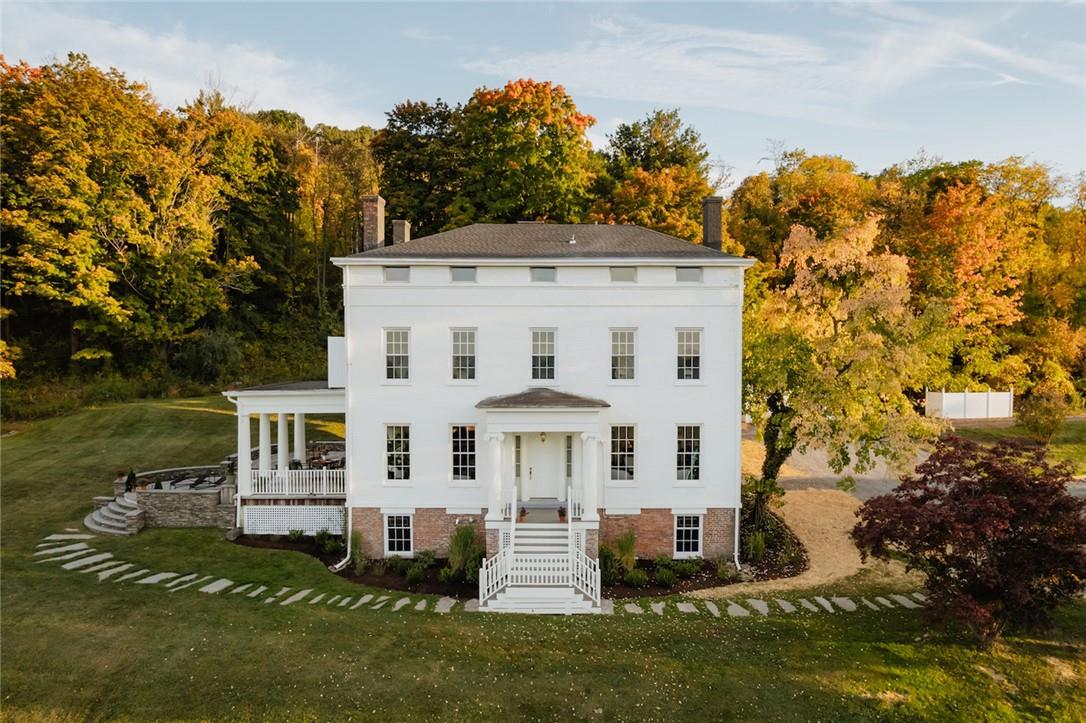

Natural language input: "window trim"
[450,266,477,283]
[449,327,478,384]
[530,266,557,283]
[675,424,703,486]
[384,423,412,486]
[383,327,411,383]
[674,514,703,559]
[607,424,636,486]
[384,513,414,557]
[382,266,411,283]
[675,327,704,385]
[530,327,558,384]
[609,327,637,384]
[449,423,478,486]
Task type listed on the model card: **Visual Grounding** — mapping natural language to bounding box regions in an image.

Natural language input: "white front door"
[522,434,562,500]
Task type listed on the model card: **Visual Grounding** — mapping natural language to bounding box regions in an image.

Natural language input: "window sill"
[382,480,414,488]
[605,480,638,488]
[448,480,481,489]
[384,551,415,558]
[673,551,702,560]
[447,380,479,387]
[607,380,639,387]
[381,380,412,386]
[674,480,705,489]
[673,380,705,387]
[527,380,560,388]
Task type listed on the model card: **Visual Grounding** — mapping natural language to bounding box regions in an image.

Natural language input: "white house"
[224,195,754,613]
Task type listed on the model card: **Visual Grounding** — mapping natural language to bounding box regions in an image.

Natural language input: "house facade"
[224,195,753,613]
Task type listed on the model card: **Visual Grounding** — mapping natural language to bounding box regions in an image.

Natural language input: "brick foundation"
[600,507,736,560]
[351,507,485,559]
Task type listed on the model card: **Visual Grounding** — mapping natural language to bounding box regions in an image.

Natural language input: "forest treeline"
[2,54,1083,418]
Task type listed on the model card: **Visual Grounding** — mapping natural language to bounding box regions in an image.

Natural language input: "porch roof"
[476,387,610,410]
[222,381,345,415]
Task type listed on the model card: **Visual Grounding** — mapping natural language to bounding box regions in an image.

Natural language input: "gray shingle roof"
[476,387,611,409]
[349,223,741,260]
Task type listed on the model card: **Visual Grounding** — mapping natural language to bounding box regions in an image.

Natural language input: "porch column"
[237,412,252,495]
[277,413,289,472]
[293,413,306,463]
[485,432,504,521]
[581,432,600,522]
[258,413,271,472]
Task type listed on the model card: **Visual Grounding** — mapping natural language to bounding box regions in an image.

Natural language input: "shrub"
[314,529,331,549]
[599,546,621,586]
[715,559,740,583]
[321,536,345,555]
[287,529,305,543]
[405,564,425,586]
[415,549,437,570]
[654,567,677,588]
[370,561,387,577]
[153,480,162,490]
[623,568,649,588]
[437,566,456,584]
[350,532,366,575]
[388,556,411,576]
[1017,374,1076,443]
[653,555,673,572]
[447,525,484,582]
[746,531,766,562]
[852,436,1086,641]
[674,559,701,579]
[614,531,637,572]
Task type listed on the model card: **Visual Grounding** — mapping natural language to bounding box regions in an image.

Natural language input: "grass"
[953,419,1086,475]
[3,397,1086,720]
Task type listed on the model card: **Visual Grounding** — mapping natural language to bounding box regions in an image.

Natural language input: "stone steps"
[84,494,142,536]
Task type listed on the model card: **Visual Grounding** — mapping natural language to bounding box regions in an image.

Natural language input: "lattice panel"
[573,530,585,552]
[500,531,511,550]
[244,506,345,536]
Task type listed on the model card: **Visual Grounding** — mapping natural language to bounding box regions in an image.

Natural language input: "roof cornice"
[332,256,755,268]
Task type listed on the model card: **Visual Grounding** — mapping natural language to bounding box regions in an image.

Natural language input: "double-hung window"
[677,328,701,381]
[451,328,476,381]
[385,425,410,481]
[531,329,556,380]
[675,515,702,558]
[385,514,413,555]
[610,329,636,381]
[385,328,410,380]
[451,424,477,481]
[609,425,635,482]
[677,425,701,481]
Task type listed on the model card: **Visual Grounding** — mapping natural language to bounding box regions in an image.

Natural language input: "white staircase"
[84,493,142,535]
[479,485,602,614]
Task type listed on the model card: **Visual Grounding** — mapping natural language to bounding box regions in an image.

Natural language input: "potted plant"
[518,506,528,523]
[558,505,567,523]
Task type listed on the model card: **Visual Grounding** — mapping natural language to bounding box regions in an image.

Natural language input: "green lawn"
[2,398,1085,721]
[953,419,1086,475]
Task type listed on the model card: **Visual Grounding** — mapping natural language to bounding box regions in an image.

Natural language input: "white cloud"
[0,3,379,128]
[402,27,452,43]
[465,6,1086,129]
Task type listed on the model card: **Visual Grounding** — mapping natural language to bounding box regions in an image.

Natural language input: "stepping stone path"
[890,594,921,609]
[63,553,114,571]
[746,599,770,616]
[280,589,312,606]
[726,601,750,617]
[199,579,234,594]
[31,531,929,624]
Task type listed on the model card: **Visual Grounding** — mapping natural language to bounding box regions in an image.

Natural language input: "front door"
[522,434,562,500]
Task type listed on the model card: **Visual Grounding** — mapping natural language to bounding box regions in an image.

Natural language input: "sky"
[3,1,1085,190]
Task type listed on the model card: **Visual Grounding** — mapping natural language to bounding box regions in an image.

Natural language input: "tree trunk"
[760,391,797,482]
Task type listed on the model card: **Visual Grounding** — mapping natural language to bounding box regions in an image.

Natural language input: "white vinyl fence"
[925,389,1014,419]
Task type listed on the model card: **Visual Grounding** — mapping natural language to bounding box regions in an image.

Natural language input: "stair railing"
[480,482,519,608]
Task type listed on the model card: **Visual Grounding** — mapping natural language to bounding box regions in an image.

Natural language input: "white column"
[485,432,504,521]
[581,432,600,522]
[293,413,306,463]
[237,412,251,495]
[277,413,289,472]
[258,413,271,472]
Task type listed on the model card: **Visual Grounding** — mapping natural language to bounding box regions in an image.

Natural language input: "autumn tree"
[445,79,597,225]
[852,436,1086,641]
[743,216,947,520]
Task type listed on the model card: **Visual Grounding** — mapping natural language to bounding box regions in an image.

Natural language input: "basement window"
[674,515,702,558]
[385,514,413,556]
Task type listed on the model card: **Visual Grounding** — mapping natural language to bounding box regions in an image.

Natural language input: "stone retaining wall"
[134,488,236,529]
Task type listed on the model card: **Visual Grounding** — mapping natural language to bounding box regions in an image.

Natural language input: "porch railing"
[567,484,600,605]
[250,469,346,496]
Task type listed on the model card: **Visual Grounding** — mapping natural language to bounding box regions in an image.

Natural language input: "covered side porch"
[222,381,347,533]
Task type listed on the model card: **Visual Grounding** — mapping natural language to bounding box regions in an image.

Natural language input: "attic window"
[610,267,637,282]
[530,267,557,283]
[676,267,703,283]
[451,267,477,283]
[383,266,410,282]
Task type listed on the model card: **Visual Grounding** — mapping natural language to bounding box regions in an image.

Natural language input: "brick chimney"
[362,195,385,250]
[392,219,411,245]
[702,196,723,251]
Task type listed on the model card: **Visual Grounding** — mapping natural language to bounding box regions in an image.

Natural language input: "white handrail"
[250,469,345,496]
